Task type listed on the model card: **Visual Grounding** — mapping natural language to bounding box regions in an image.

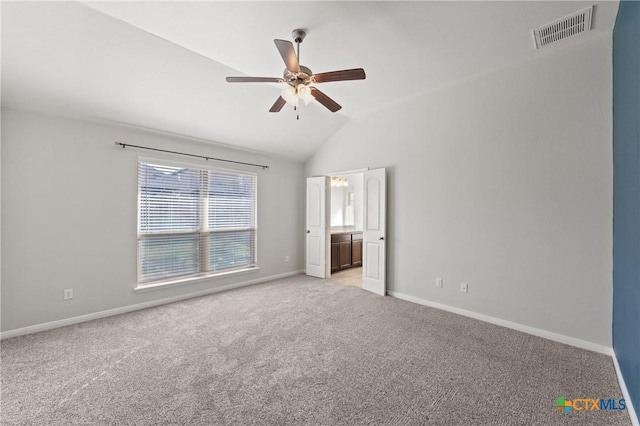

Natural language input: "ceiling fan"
[226,29,365,117]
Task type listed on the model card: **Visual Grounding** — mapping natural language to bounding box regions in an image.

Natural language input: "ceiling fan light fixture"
[281,86,298,106]
[297,84,315,105]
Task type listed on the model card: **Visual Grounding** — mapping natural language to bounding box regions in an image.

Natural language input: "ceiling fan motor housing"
[283,65,313,86]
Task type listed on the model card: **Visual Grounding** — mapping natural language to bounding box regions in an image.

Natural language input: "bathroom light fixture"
[331,176,349,187]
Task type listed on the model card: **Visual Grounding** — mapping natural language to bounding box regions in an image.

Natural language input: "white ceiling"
[1,1,619,161]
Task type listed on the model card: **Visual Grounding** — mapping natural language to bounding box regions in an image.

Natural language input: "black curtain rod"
[115,142,269,169]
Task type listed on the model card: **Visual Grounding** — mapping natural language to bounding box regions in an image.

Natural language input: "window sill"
[134,266,261,293]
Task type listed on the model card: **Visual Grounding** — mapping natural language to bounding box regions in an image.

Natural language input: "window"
[137,160,257,285]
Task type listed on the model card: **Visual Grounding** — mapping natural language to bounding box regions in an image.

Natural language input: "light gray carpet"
[0,275,631,425]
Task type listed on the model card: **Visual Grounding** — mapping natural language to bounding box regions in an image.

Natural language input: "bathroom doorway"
[305,168,386,295]
[328,173,364,288]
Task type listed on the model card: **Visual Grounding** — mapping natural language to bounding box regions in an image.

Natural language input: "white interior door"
[306,176,329,278]
[363,168,386,295]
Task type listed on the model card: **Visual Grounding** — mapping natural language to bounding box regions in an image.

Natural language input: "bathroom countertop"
[330,227,362,235]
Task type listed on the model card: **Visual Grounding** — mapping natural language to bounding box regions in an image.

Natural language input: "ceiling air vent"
[533,6,593,49]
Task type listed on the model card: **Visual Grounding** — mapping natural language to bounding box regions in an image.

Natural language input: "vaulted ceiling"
[1,1,619,161]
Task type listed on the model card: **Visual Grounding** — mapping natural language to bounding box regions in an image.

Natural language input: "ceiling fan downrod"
[292,29,305,64]
[293,29,305,121]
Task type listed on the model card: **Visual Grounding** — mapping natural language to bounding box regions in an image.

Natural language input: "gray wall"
[306,35,613,348]
[1,108,305,333]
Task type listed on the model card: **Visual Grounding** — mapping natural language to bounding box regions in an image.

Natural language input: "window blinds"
[138,161,257,284]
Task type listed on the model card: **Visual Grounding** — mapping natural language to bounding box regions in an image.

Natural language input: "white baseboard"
[613,350,640,426]
[1,270,304,340]
[387,291,612,355]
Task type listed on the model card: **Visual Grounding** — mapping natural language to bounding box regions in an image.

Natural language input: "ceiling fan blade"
[269,96,287,113]
[274,39,300,73]
[311,68,366,83]
[310,88,342,112]
[226,77,284,83]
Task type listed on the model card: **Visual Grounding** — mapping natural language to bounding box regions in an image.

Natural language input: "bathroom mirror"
[330,174,363,229]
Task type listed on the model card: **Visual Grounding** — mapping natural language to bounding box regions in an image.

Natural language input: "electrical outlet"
[436,278,443,288]
[285,255,290,262]
[460,283,468,293]
[63,289,73,300]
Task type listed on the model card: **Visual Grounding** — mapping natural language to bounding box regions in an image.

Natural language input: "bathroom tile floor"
[330,267,362,288]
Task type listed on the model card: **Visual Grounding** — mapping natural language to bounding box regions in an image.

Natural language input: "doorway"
[305,168,387,296]
[328,173,364,288]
